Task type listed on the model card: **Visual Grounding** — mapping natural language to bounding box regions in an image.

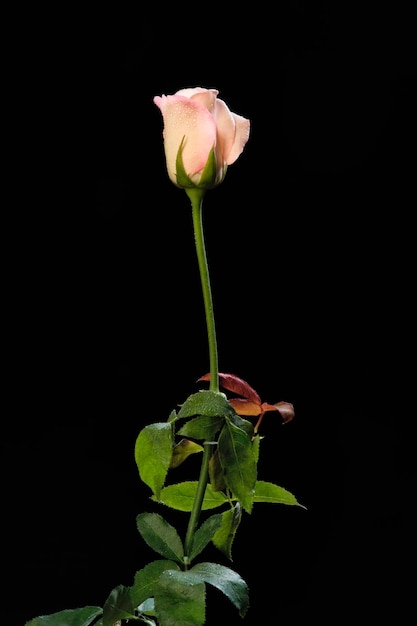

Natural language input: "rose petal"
[214,99,250,165]
[176,87,218,100]
[153,94,216,183]
[226,113,251,164]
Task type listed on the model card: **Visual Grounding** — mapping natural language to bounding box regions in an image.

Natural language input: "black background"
[4,4,415,624]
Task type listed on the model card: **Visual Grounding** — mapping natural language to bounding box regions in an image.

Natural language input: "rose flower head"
[153,87,250,190]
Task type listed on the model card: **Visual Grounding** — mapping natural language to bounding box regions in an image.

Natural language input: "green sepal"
[175,138,220,190]
[197,145,218,189]
[175,137,195,188]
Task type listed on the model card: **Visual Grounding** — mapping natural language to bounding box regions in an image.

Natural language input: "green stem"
[183,441,215,561]
[186,188,219,394]
[182,187,220,563]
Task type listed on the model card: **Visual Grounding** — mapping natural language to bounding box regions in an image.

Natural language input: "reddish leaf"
[198,372,261,404]
[228,399,262,416]
[260,402,281,413]
[198,372,295,430]
[272,401,295,424]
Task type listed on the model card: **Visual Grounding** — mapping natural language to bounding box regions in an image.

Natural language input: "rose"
[153,87,250,190]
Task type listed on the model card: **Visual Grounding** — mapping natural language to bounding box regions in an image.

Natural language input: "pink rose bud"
[153,87,250,190]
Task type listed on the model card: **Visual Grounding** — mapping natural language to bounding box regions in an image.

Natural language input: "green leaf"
[169,438,203,468]
[153,481,228,512]
[177,390,236,421]
[130,559,180,609]
[228,412,255,437]
[208,448,227,491]
[188,512,224,562]
[212,503,242,560]
[218,420,257,514]
[25,607,102,626]
[137,596,156,615]
[102,584,135,626]
[254,480,307,508]
[177,414,225,440]
[252,433,262,462]
[135,423,173,499]
[190,562,249,618]
[136,512,184,564]
[154,570,206,626]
